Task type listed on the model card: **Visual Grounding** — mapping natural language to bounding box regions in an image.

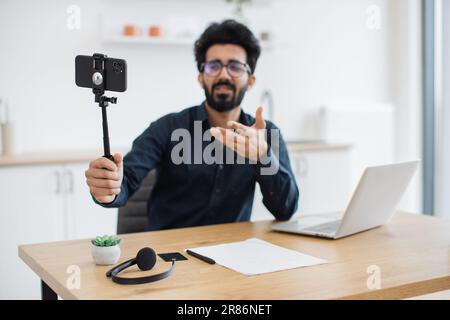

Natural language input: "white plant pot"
[91,244,121,265]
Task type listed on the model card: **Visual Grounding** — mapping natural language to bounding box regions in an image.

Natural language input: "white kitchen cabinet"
[0,165,64,299]
[64,163,118,240]
[251,146,351,221]
[0,162,117,299]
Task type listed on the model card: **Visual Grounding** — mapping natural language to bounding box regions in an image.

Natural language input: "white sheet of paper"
[186,238,327,276]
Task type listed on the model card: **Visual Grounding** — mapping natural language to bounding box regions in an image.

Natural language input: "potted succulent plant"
[91,235,121,265]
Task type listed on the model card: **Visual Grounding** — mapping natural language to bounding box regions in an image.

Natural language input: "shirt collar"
[196,101,253,126]
[195,101,209,122]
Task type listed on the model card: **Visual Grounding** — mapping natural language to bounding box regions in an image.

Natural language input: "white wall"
[269,0,422,212]
[435,0,450,219]
[0,0,423,212]
[270,0,392,139]
[0,0,272,153]
[389,0,423,213]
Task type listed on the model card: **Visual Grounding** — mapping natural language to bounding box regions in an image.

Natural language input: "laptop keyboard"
[303,220,341,234]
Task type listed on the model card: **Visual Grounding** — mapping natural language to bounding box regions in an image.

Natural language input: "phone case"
[75,55,127,92]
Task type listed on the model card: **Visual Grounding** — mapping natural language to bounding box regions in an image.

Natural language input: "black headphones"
[106,247,175,285]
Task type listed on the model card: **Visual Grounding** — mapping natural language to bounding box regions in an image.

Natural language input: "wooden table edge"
[17,214,450,300]
[337,275,450,300]
[18,246,78,300]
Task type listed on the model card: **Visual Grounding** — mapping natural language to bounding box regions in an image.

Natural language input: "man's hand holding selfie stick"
[75,53,127,203]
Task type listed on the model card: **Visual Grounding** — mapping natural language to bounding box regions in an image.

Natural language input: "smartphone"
[75,55,127,92]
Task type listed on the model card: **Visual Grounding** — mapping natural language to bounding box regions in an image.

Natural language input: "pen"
[186,250,216,264]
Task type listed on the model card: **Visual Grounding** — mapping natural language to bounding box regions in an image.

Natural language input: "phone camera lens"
[113,61,123,74]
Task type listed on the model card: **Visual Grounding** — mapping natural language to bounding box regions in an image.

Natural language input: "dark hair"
[194,19,261,74]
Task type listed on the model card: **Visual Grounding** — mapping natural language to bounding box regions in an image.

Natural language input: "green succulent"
[91,235,121,247]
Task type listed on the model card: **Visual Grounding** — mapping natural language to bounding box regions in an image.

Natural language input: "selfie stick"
[92,53,116,162]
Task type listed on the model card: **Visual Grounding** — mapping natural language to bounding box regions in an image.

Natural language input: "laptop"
[272,160,420,239]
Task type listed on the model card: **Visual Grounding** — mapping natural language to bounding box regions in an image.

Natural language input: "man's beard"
[204,80,247,112]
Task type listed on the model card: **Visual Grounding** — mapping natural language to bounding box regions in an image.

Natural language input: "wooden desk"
[19,213,450,300]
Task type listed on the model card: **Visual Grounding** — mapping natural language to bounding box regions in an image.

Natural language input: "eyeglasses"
[200,60,252,78]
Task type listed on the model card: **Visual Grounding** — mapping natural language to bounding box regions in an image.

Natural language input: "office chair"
[117,169,156,234]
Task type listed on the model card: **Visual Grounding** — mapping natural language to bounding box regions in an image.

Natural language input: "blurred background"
[0,0,448,298]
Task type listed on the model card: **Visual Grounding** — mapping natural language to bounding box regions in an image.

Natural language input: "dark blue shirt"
[96,103,299,231]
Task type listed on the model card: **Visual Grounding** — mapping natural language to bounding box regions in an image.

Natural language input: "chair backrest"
[117,169,156,234]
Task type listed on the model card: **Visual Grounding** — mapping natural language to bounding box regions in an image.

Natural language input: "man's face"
[199,44,255,112]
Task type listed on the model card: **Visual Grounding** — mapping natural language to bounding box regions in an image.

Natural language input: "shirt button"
[219,165,224,170]
[216,188,221,193]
